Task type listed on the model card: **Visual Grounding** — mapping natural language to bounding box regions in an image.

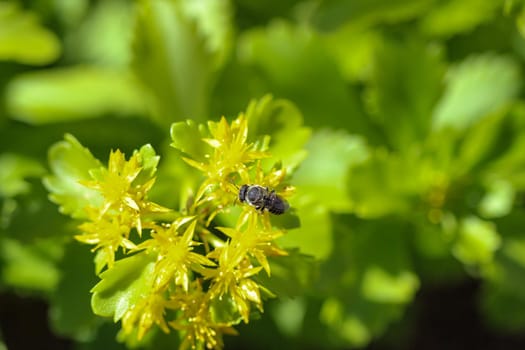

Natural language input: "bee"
[238,184,288,215]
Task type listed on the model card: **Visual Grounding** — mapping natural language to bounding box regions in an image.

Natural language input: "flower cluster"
[74,110,295,349]
[77,149,169,272]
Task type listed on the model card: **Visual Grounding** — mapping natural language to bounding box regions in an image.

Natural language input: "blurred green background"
[2,0,525,349]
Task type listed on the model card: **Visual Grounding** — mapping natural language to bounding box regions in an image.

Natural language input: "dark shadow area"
[0,292,72,350]
[2,279,525,350]
[368,279,525,350]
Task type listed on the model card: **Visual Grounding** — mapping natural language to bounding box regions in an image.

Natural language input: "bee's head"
[239,184,249,202]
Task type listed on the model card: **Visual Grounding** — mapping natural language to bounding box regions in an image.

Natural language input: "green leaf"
[238,21,369,134]
[317,216,419,347]
[0,3,61,65]
[479,179,515,218]
[481,283,525,333]
[323,26,381,82]
[255,249,318,298]
[244,95,311,172]
[311,0,434,31]
[0,153,45,198]
[292,130,369,213]
[432,54,521,130]
[6,66,147,124]
[480,212,525,332]
[2,179,70,241]
[346,149,432,218]
[454,110,507,176]
[360,266,419,303]
[270,297,307,338]
[278,203,332,259]
[53,0,90,29]
[452,216,501,266]
[169,119,210,161]
[209,293,243,325]
[419,0,503,37]
[366,38,445,148]
[50,241,100,341]
[63,0,134,67]
[481,104,525,190]
[91,252,156,321]
[133,144,160,185]
[180,0,233,68]
[44,134,103,220]
[132,0,232,125]
[0,237,62,292]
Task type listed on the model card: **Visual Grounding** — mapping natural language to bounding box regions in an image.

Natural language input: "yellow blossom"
[121,291,171,340]
[183,115,270,216]
[203,243,264,322]
[76,207,136,269]
[135,217,215,292]
[68,98,302,348]
[168,283,238,350]
[81,149,169,234]
[218,212,288,275]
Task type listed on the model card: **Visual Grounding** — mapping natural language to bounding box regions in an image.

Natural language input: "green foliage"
[0,2,61,65]
[2,0,525,349]
[91,253,156,322]
[43,134,103,219]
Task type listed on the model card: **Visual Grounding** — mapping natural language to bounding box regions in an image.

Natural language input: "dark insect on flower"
[238,184,288,215]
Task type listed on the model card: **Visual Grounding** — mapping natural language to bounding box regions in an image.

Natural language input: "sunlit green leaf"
[0,3,61,65]
[64,0,134,67]
[244,95,311,172]
[452,216,501,266]
[479,179,515,218]
[433,54,521,130]
[293,130,369,212]
[238,21,368,133]
[361,266,419,303]
[180,0,233,67]
[133,144,160,185]
[6,66,147,124]
[91,252,156,321]
[324,26,381,82]
[44,134,103,219]
[169,119,210,161]
[278,203,332,259]
[132,0,232,125]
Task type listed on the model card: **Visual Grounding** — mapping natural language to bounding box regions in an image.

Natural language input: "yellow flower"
[76,207,136,269]
[135,217,215,292]
[203,243,264,322]
[168,283,238,350]
[183,116,270,214]
[218,212,288,275]
[81,149,168,234]
[121,291,171,340]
